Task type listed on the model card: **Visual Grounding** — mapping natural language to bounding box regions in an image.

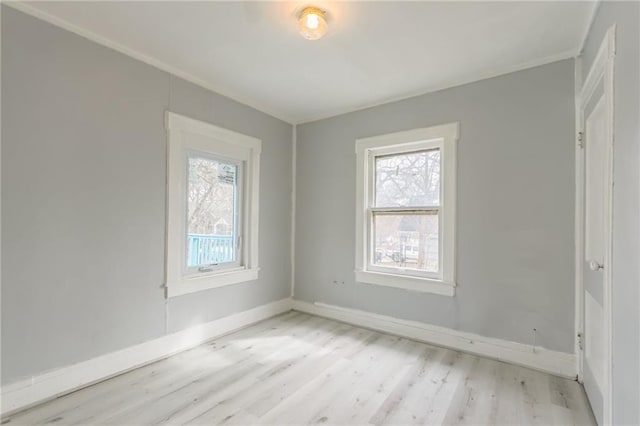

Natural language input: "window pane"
[375,149,440,207]
[187,156,238,267]
[372,212,438,273]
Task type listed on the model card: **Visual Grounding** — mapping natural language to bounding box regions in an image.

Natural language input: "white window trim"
[165,112,261,298]
[355,122,458,297]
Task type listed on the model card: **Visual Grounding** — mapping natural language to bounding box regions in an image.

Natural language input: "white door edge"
[576,23,616,426]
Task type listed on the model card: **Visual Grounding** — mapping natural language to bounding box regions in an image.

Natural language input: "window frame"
[165,112,261,298]
[355,123,458,296]
[367,145,442,280]
[183,150,243,276]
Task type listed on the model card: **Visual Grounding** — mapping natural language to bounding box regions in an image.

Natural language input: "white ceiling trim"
[6,1,585,126]
[4,1,296,124]
[577,0,602,56]
[296,48,579,125]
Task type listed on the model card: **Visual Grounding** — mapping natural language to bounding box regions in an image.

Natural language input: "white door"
[580,26,614,426]
[582,89,609,426]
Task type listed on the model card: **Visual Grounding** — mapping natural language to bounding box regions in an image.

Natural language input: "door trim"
[576,24,615,426]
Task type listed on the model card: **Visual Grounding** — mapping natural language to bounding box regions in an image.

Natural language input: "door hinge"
[577,131,585,148]
[577,332,584,351]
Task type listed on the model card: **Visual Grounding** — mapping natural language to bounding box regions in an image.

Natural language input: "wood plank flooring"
[3,312,596,425]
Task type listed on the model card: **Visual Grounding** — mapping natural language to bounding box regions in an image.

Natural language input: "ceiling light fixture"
[298,6,327,40]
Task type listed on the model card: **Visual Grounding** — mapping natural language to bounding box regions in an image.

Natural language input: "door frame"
[575,24,615,426]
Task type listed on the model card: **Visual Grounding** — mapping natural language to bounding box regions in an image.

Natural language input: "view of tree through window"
[375,149,440,207]
[187,156,238,267]
[372,149,440,272]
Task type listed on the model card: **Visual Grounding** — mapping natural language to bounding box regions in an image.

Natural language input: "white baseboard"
[291,299,577,379]
[2,297,577,416]
[1,298,292,417]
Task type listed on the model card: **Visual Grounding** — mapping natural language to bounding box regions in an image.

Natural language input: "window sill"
[166,267,260,298]
[354,270,455,296]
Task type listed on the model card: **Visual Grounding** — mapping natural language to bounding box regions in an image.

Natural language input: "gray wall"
[295,59,576,354]
[581,2,640,425]
[1,7,292,385]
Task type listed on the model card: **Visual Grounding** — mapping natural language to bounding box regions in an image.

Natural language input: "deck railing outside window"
[187,233,234,266]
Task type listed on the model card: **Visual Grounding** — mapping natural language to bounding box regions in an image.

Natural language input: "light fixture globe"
[298,6,327,40]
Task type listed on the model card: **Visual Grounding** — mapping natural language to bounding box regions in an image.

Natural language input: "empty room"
[1,1,639,425]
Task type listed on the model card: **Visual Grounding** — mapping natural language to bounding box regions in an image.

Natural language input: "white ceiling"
[15,1,597,124]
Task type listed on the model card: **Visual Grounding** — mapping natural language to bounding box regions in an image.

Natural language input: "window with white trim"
[186,153,242,273]
[355,123,458,296]
[165,112,261,298]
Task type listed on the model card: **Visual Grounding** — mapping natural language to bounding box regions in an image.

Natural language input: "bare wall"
[1,7,292,385]
[294,59,576,354]
[581,2,640,425]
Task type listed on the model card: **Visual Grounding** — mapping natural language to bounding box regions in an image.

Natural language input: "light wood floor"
[3,311,596,425]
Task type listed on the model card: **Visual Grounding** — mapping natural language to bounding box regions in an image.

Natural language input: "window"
[186,154,241,272]
[165,112,261,298]
[355,123,458,296]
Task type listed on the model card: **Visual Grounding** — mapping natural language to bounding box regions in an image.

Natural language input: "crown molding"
[296,48,578,125]
[3,1,296,124]
[4,1,586,126]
